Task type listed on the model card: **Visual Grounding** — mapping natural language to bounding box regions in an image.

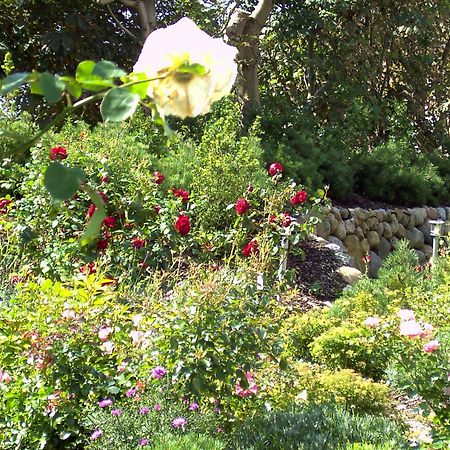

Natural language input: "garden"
[0,1,449,449]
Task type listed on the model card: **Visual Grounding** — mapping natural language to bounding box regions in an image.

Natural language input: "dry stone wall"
[315,206,450,275]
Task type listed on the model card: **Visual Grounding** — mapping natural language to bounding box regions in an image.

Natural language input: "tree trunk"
[225,0,273,117]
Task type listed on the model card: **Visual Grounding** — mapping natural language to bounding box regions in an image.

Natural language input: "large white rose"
[133,17,238,119]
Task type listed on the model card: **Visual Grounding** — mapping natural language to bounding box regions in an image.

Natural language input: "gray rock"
[368,251,383,278]
[394,208,404,222]
[375,209,386,222]
[402,213,411,227]
[344,234,361,254]
[334,221,347,240]
[340,208,350,219]
[337,266,362,286]
[328,214,339,235]
[316,219,331,239]
[344,219,356,234]
[383,222,393,239]
[355,226,365,240]
[437,207,447,220]
[411,208,427,226]
[396,223,406,238]
[366,230,380,249]
[378,236,392,259]
[405,227,425,250]
[417,222,432,246]
[427,207,440,220]
[377,222,384,235]
[331,207,342,220]
[327,236,345,250]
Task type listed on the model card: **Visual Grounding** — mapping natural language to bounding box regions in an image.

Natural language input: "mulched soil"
[331,193,409,210]
[285,239,348,311]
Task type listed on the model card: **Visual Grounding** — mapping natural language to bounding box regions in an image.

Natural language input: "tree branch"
[107,3,142,44]
[251,0,273,30]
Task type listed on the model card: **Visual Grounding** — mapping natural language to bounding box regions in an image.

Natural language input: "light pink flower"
[98,398,113,408]
[132,314,143,327]
[130,330,144,347]
[172,417,187,428]
[398,309,415,321]
[98,327,113,342]
[111,408,122,416]
[364,316,380,328]
[0,370,12,384]
[100,341,115,354]
[188,402,199,411]
[423,340,439,353]
[235,371,259,398]
[420,323,434,339]
[62,309,76,320]
[153,404,161,411]
[117,363,128,373]
[399,320,422,338]
[151,366,167,380]
[90,429,103,440]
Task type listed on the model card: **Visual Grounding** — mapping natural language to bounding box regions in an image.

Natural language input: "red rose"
[49,146,68,161]
[242,240,259,257]
[152,171,165,185]
[99,192,108,204]
[235,198,250,215]
[268,162,284,177]
[97,239,109,251]
[138,261,149,270]
[103,216,116,228]
[153,205,161,214]
[80,262,96,274]
[290,190,308,206]
[0,198,12,214]
[247,184,254,193]
[280,213,292,227]
[87,204,96,217]
[172,188,189,203]
[131,237,146,249]
[174,214,190,235]
[100,175,110,183]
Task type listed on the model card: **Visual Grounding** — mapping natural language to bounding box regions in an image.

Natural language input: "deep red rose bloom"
[99,192,108,204]
[269,215,277,224]
[152,171,165,185]
[49,146,68,161]
[80,262,96,274]
[103,216,116,228]
[290,190,308,206]
[97,239,109,251]
[153,205,161,214]
[268,162,284,177]
[131,237,146,249]
[0,198,12,214]
[172,188,189,203]
[242,240,259,257]
[100,175,110,183]
[235,198,250,215]
[281,213,292,227]
[247,184,254,193]
[138,261,149,270]
[174,214,190,235]
[87,204,96,217]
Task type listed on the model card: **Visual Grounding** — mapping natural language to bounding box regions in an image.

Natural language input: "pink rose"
[98,327,113,342]
[423,340,439,353]
[100,341,115,354]
[399,320,422,338]
[0,370,12,384]
[397,309,415,321]
[364,316,380,328]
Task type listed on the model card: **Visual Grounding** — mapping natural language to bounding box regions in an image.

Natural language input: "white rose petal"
[133,17,238,118]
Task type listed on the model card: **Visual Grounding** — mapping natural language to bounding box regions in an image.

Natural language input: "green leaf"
[122,72,150,99]
[80,187,106,246]
[177,63,207,76]
[59,76,83,99]
[93,60,126,79]
[1,72,29,94]
[39,72,65,104]
[100,87,140,122]
[43,162,86,202]
[75,60,115,91]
